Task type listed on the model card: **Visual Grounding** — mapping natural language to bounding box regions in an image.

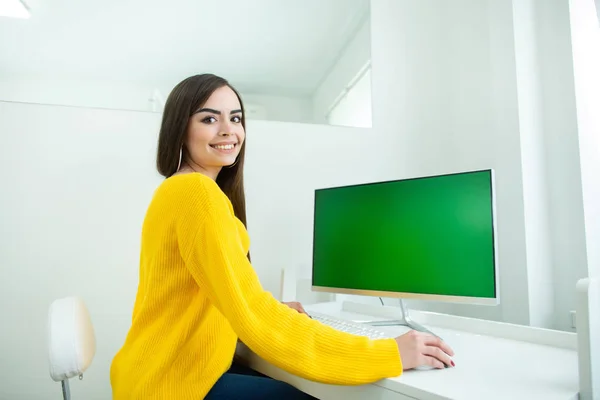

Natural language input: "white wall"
[327,68,372,128]
[369,0,528,325]
[533,0,589,331]
[0,100,396,399]
[0,77,313,124]
[0,102,161,400]
[508,0,591,331]
[512,0,558,329]
[312,16,371,124]
[569,0,600,282]
[369,0,591,331]
[0,76,164,112]
[241,93,314,124]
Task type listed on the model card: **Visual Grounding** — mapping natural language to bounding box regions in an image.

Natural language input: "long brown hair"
[156,74,248,230]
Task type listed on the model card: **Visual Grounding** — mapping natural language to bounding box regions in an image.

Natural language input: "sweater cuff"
[374,338,403,377]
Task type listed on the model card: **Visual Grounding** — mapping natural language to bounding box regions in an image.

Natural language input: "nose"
[218,119,234,136]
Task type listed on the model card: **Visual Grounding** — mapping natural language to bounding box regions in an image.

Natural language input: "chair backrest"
[577,277,600,400]
[48,296,96,382]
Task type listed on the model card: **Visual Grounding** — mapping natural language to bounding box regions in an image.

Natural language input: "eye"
[202,116,217,124]
[231,115,242,123]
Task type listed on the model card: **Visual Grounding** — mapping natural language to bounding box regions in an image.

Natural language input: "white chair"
[48,297,96,400]
[577,277,600,400]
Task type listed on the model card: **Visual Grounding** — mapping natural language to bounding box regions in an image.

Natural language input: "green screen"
[312,170,496,299]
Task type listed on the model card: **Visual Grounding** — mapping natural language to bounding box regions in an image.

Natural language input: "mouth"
[209,142,238,153]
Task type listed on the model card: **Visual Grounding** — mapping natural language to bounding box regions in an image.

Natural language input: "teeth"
[212,144,235,150]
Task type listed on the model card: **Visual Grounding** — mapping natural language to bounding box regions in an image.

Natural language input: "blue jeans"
[205,362,316,399]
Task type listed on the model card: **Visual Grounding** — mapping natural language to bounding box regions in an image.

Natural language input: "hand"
[394,330,455,370]
[282,301,309,315]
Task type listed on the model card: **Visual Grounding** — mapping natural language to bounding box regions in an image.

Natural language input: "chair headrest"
[48,296,96,382]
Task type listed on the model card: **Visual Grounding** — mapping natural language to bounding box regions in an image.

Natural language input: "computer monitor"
[312,169,498,309]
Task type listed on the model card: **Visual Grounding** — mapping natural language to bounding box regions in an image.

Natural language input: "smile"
[210,143,237,152]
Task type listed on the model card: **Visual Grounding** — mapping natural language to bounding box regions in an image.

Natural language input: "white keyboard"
[309,312,389,339]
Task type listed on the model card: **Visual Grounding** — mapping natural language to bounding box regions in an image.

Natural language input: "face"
[184,85,245,179]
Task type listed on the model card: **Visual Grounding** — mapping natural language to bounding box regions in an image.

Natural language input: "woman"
[110,74,454,399]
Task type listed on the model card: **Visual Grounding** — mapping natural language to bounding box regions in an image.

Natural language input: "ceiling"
[0,0,370,96]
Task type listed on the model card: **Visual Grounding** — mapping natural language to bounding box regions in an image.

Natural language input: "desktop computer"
[311,169,498,334]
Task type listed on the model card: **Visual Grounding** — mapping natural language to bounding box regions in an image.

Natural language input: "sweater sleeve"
[176,176,402,385]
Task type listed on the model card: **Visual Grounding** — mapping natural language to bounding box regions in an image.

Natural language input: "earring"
[177,147,183,171]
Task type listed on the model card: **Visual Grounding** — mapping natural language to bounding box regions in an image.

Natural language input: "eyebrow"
[194,108,243,115]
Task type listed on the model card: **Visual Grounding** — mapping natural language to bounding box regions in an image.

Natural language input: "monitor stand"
[364,300,439,338]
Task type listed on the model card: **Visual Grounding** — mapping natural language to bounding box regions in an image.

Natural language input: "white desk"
[236,301,580,400]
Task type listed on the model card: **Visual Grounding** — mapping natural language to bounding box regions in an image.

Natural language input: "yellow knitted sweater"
[110,173,402,399]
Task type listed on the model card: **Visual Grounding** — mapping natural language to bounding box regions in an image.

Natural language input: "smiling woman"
[108,73,441,399]
[156,74,249,232]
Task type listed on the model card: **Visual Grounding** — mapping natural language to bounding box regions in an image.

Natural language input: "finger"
[296,304,307,314]
[291,305,302,313]
[288,302,306,314]
[423,346,453,368]
[422,334,454,356]
[423,355,445,369]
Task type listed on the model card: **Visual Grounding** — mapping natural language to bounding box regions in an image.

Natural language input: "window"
[327,67,372,128]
